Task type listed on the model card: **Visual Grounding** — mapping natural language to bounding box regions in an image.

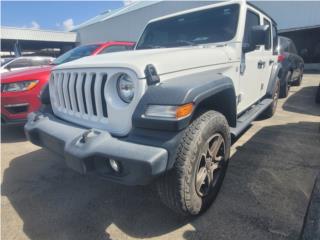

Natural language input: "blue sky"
[1,1,128,31]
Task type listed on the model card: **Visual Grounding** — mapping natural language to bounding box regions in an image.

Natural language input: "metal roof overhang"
[1,27,78,52]
[1,27,77,42]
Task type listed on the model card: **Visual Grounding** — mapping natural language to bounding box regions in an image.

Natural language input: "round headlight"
[117,73,134,103]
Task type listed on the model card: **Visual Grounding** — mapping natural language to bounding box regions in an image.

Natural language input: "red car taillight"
[278,54,285,62]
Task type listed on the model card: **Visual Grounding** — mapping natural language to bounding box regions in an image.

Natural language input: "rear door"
[259,17,277,98]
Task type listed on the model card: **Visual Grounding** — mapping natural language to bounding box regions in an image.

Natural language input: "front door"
[237,9,263,113]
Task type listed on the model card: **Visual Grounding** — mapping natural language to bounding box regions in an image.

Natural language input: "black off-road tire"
[315,84,320,104]
[156,110,231,216]
[292,71,303,86]
[279,72,290,98]
[262,79,280,118]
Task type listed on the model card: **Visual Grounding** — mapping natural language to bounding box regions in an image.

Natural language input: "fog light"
[109,159,120,172]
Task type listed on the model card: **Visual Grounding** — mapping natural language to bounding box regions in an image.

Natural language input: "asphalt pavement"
[1,74,320,240]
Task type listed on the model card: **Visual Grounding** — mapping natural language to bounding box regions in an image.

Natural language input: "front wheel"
[156,110,231,216]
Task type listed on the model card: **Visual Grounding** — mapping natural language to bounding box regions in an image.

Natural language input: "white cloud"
[62,18,74,31]
[123,0,135,6]
[30,21,40,29]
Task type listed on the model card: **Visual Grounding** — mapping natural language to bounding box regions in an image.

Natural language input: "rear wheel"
[157,110,231,216]
[280,72,291,98]
[292,69,303,86]
[262,79,280,118]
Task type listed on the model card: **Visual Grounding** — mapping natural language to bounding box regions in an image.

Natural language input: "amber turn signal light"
[176,103,193,119]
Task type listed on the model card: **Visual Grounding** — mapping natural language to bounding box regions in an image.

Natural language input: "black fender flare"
[266,62,282,97]
[132,71,236,131]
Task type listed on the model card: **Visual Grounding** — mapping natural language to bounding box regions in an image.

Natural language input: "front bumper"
[1,114,27,126]
[24,112,168,185]
[1,89,41,123]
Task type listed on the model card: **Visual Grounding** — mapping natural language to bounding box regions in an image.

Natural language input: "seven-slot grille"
[49,71,109,121]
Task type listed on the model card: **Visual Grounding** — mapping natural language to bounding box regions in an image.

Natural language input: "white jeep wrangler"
[25,1,281,216]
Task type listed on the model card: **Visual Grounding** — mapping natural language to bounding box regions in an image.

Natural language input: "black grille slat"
[81,74,88,114]
[60,73,66,108]
[90,74,97,116]
[66,73,72,110]
[73,74,79,112]
[101,74,108,118]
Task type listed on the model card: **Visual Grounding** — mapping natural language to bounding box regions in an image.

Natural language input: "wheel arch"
[192,87,237,127]
[268,62,282,97]
[133,71,237,130]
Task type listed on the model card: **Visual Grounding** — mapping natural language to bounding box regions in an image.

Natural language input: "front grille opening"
[81,73,88,114]
[73,73,79,112]
[60,73,66,108]
[101,74,108,118]
[66,73,72,110]
[90,74,97,116]
[51,70,110,121]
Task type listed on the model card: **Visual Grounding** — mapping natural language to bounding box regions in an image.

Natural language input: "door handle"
[258,60,266,69]
[269,60,274,65]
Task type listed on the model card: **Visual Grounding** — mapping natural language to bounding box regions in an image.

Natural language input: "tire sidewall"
[271,79,280,114]
[188,112,230,214]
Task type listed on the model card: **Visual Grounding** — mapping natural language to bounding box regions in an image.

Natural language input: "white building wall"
[75,1,211,44]
[75,1,320,45]
[253,1,320,30]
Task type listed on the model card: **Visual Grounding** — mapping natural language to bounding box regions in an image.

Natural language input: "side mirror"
[5,66,11,71]
[243,25,269,53]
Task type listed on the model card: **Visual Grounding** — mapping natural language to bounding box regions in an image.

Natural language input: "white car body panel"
[55,46,234,79]
[50,0,277,136]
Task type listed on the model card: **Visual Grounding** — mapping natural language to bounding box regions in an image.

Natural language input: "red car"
[1,41,134,125]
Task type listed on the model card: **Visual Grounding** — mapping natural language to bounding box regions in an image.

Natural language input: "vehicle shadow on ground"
[1,125,26,143]
[184,121,320,240]
[2,82,320,240]
[2,120,320,240]
[283,85,320,116]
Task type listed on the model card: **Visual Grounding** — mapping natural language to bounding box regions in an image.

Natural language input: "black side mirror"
[243,25,269,53]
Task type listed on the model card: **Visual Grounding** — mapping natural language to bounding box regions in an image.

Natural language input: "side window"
[279,37,290,53]
[99,45,129,54]
[243,10,260,50]
[284,39,290,52]
[7,59,31,69]
[290,42,297,54]
[31,59,51,66]
[272,25,278,54]
[263,18,272,50]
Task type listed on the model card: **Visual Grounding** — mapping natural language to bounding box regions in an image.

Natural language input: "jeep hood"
[54,46,230,78]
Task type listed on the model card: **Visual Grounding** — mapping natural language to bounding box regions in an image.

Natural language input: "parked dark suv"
[277,36,304,97]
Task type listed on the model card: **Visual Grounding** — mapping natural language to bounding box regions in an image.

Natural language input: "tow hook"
[79,129,100,144]
[33,113,44,122]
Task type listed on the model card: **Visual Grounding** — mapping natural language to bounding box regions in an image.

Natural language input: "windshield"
[136,4,239,50]
[1,58,14,66]
[52,44,100,65]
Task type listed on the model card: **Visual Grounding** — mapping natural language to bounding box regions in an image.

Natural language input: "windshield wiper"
[144,45,164,49]
[175,40,197,46]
